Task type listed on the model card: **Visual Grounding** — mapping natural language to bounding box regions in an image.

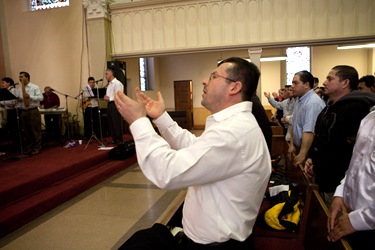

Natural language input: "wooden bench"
[304,189,352,250]
[253,137,351,249]
[252,155,317,250]
[271,125,288,156]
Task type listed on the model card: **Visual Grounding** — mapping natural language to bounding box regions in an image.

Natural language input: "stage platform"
[0,135,137,238]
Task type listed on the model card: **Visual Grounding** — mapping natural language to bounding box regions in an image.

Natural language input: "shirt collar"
[210,101,253,122]
[299,89,315,103]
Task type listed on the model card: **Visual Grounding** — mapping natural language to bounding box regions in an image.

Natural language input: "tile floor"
[0,164,185,250]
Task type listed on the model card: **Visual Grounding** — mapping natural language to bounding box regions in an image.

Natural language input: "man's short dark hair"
[332,65,359,90]
[106,68,115,75]
[358,75,375,88]
[88,76,95,82]
[295,70,314,88]
[2,77,14,86]
[218,57,260,101]
[19,71,30,81]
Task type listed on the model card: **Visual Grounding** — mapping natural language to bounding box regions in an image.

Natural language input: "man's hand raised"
[114,88,147,124]
[139,91,166,119]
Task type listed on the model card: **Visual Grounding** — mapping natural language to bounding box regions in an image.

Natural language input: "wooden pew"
[271,126,287,156]
[304,189,352,250]
[252,156,317,250]
[253,136,352,250]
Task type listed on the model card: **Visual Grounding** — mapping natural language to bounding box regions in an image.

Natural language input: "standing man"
[280,86,297,141]
[116,57,271,249]
[327,106,375,249]
[288,70,326,166]
[81,77,100,140]
[264,85,296,138]
[104,68,124,144]
[18,71,43,155]
[40,86,60,141]
[304,66,375,205]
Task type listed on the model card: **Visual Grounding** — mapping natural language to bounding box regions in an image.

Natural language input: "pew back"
[304,189,352,250]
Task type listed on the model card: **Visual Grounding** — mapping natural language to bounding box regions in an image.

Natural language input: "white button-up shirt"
[105,78,123,101]
[130,102,271,244]
[334,107,375,231]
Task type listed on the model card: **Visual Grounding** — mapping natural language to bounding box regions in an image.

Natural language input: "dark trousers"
[20,108,42,152]
[107,102,123,142]
[83,107,100,139]
[347,230,375,250]
[184,235,253,250]
[119,223,254,250]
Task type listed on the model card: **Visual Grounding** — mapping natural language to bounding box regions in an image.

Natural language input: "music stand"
[84,86,105,149]
[0,89,23,155]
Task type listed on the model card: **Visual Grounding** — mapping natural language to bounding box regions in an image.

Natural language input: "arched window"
[286,47,311,85]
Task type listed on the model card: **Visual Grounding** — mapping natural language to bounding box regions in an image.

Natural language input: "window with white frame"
[286,47,311,85]
[30,0,69,11]
[139,58,148,91]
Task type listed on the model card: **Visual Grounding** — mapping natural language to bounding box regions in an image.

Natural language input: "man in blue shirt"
[288,70,326,166]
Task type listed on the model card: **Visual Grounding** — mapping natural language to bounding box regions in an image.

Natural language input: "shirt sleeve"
[333,177,345,197]
[349,205,375,231]
[130,114,258,190]
[268,97,286,110]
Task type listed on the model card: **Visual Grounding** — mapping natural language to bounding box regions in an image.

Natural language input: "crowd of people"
[265,69,375,249]
[0,68,125,155]
[115,58,374,249]
[1,61,374,249]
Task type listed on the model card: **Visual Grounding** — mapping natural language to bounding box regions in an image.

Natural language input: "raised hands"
[139,91,165,119]
[114,88,147,124]
[114,88,166,124]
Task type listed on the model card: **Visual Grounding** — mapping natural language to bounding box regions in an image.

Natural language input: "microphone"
[95,79,103,82]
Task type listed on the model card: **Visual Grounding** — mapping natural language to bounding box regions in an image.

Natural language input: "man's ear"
[341,79,350,89]
[229,81,242,94]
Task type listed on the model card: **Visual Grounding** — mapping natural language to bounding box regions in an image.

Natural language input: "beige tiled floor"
[0,164,185,250]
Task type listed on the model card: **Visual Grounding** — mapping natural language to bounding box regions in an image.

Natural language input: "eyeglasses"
[209,72,237,82]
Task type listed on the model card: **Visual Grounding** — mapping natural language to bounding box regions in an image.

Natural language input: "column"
[82,0,113,80]
[248,48,262,97]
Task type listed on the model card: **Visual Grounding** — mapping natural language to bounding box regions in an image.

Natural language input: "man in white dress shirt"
[116,57,271,249]
[104,68,124,144]
[328,106,375,250]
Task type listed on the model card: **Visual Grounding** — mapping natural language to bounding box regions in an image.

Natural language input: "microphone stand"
[52,89,76,146]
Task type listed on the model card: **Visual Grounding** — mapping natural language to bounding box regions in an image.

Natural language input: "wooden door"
[174,80,193,130]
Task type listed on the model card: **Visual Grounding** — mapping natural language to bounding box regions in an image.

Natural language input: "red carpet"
[0,135,137,238]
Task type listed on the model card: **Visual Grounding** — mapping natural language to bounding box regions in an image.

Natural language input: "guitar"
[82,99,91,110]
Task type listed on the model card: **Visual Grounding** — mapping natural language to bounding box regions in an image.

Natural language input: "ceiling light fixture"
[337,43,375,50]
[260,56,287,62]
[218,57,287,64]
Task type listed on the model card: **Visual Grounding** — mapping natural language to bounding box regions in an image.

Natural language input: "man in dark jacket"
[304,65,375,206]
